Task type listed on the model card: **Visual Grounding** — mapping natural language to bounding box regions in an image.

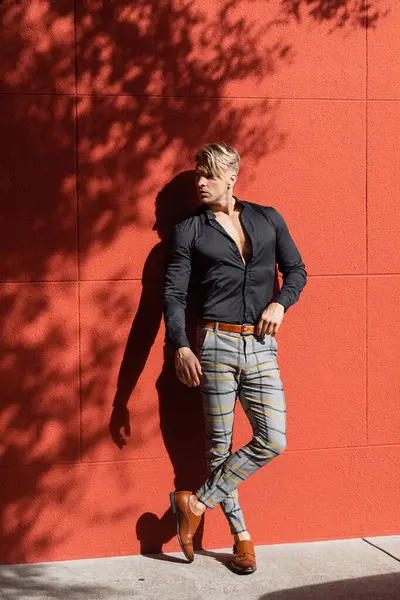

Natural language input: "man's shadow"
[111,170,209,560]
[110,171,281,562]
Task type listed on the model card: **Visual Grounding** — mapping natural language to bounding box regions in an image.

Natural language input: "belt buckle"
[241,323,250,335]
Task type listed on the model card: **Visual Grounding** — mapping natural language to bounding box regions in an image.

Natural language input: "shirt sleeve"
[268,207,307,312]
[163,223,193,351]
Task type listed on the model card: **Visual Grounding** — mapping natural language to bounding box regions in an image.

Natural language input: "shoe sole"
[169,492,193,563]
[230,561,257,575]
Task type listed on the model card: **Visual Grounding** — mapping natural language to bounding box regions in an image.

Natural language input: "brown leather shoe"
[170,491,203,562]
[230,539,257,574]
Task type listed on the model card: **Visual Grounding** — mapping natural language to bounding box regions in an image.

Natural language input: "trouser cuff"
[195,491,217,509]
[231,526,247,534]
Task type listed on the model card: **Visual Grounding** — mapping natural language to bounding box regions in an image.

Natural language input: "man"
[164,142,307,574]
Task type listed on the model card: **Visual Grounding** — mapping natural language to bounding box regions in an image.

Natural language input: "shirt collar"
[203,195,245,222]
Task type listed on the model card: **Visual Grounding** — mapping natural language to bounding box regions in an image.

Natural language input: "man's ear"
[228,171,237,189]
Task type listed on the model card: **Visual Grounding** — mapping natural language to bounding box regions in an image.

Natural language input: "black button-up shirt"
[164,196,307,350]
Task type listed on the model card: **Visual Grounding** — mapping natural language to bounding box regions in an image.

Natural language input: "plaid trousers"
[194,322,287,534]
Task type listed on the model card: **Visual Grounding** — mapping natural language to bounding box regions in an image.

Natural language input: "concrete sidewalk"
[1,537,400,600]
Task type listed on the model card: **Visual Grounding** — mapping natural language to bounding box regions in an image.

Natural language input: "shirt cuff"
[171,334,191,352]
[270,293,289,312]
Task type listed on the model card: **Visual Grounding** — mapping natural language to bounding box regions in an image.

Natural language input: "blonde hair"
[195,142,240,178]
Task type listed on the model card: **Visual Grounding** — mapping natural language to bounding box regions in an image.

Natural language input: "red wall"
[1,0,399,564]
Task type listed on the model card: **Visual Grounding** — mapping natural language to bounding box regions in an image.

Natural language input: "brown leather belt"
[198,319,255,334]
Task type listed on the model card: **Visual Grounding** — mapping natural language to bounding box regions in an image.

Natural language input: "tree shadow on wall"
[0,0,280,565]
[281,0,389,30]
[0,0,390,565]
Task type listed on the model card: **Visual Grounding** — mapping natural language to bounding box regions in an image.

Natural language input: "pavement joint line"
[362,537,400,564]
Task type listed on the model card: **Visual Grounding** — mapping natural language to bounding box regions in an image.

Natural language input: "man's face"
[195,165,236,205]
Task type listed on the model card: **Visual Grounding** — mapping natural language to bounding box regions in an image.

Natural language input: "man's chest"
[192,213,276,268]
[214,213,251,264]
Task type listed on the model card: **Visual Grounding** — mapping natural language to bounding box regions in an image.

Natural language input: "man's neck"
[207,193,240,217]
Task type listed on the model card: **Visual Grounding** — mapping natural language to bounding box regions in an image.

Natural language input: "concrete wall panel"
[0,0,399,565]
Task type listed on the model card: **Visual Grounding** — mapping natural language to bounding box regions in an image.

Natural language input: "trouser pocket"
[196,326,212,356]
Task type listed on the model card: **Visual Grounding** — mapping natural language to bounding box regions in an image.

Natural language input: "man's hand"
[175,346,203,387]
[256,302,285,337]
[109,405,131,449]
